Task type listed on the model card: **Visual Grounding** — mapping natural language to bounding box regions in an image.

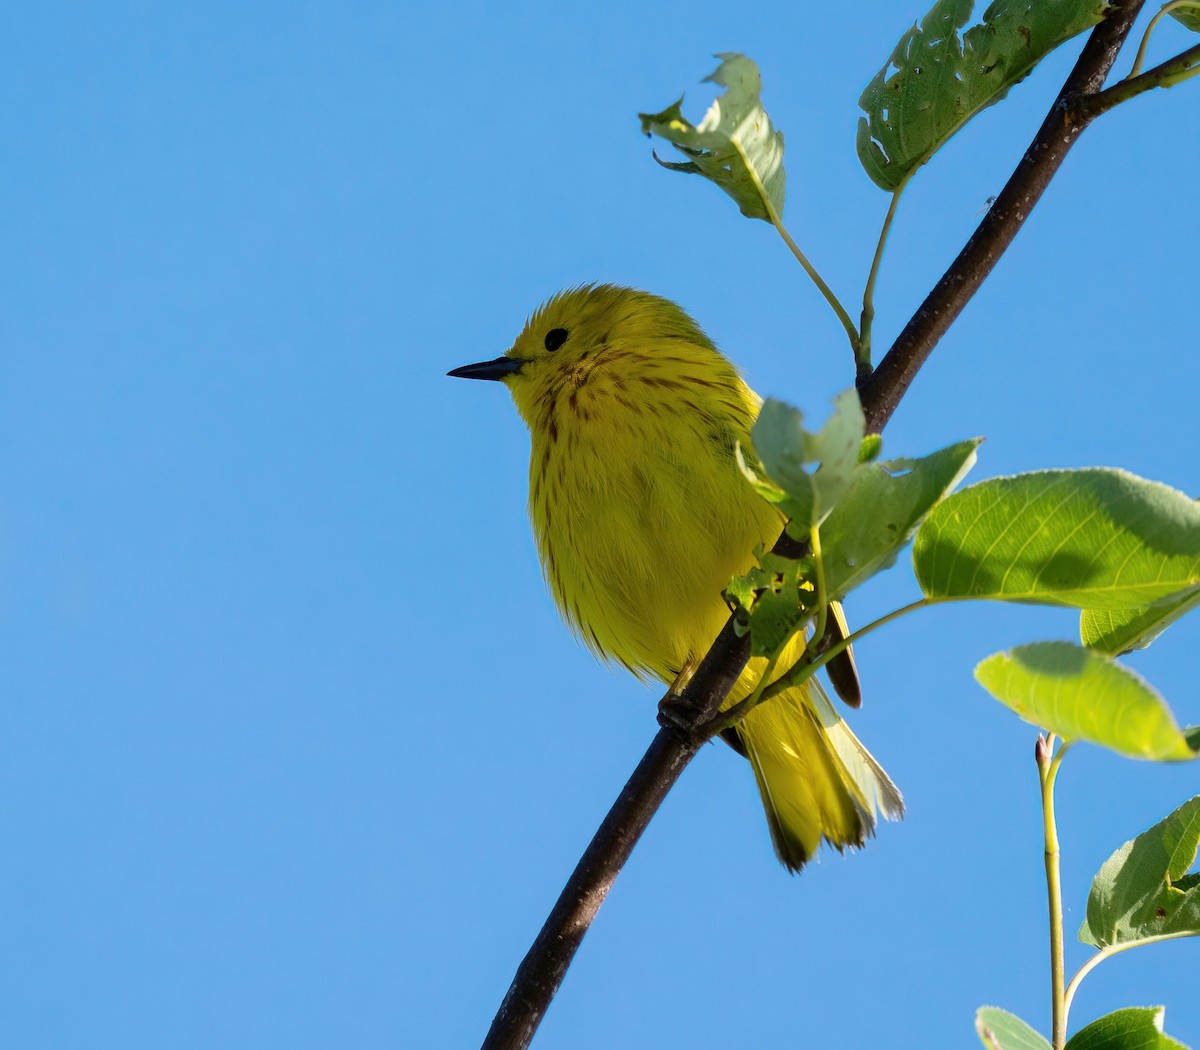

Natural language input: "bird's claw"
[657,693,707,740]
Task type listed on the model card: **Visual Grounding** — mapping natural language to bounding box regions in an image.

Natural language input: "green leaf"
[639,53,785,221]
[975,1006,1051,1050]
[1064,1006,1190,1050]
[1080,796,1200,950]
[858,433,884,463]
[725,552,815,658]
[857,0,1109,191]
[730,435,978,659]
[914,469,1200,609]
[1082,496,1200,653]
[821,438,981,600]
[1081,585,1200,655]
[1172,4,1200,33]
[742,392,866,533]
[974,643,1197,760]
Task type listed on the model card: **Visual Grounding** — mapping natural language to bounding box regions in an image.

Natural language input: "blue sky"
[3,3,1198,1048]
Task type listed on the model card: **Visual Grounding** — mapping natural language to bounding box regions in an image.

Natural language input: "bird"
[449,284,902,871]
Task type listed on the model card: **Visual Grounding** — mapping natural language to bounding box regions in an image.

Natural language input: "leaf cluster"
[731,404,1200,1048]
[978,796,1200,1048]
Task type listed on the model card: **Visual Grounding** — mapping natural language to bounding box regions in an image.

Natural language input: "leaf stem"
[762,596,936,702]
[734,139,861,354]
[859,182,908,379]
[1128,1,1200,77]
[1038,735,1071,1049]
[1062,930,1200,1027]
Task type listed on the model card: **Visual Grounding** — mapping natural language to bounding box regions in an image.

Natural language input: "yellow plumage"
[450,284,901,871]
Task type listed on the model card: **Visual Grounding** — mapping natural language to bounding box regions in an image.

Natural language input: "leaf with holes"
[639,53,786,221]
[725,551,815,658]
[857,0,1109,191]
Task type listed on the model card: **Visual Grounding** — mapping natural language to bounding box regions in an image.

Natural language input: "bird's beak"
[447,355,525,381]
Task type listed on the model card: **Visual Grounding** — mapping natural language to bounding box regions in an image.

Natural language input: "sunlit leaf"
[975,1006,1051,1050]
[741,392,865,533]
[1081,585,1200,655]
[1064,1006,1189,1049]
[1081,496,1200,653]
[821,438,980,600]
[974,643,1197,761]
[914,469,1200,609]
[858,0,1109,191]
[640,53,785,221]
[1080,796,1200,950]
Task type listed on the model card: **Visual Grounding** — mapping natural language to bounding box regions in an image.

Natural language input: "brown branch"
[482,619,749,1050]
[482,4,1146,1047]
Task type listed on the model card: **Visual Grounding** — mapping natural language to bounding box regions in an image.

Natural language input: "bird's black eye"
[544,328,569,352]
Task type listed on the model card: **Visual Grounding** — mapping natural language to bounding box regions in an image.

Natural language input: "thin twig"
[1128,1,1197,76]
[482,5,1146,1047]
[1061,930,1200,1026]
[1073,39,1200,119]
[481,617,750,1050]
[737,138,860,354]
[1037,736,1071,1049]
[859,182,909,378]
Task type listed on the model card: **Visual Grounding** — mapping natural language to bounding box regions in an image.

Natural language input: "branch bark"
[481,619,748,1050]
[482,4,1146,1047]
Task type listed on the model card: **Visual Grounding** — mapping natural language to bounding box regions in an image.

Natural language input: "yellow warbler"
[450,284,902,871]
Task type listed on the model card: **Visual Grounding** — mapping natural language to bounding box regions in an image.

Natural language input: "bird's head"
[447,284,716,428]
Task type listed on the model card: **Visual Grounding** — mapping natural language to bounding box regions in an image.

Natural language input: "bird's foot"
[656,692,706,739]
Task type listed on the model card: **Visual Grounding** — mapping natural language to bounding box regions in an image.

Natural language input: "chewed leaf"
[974,643,1197,761]
[914,469,1200,609]
[747,392,865,533]
[725,552,815,658]
[1080,796,1200,950]
[640,53,786,221]
[857,0,1108,191]
[720,549,816,657]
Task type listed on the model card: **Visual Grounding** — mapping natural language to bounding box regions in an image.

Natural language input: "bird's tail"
[735,676,904,873]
